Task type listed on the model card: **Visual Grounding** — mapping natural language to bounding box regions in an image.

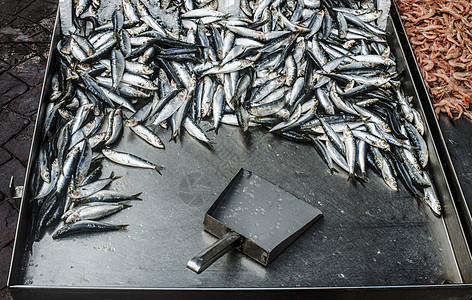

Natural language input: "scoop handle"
[187,231,243,274]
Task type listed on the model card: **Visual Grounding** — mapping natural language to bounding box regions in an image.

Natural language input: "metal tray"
[8,3,472,299]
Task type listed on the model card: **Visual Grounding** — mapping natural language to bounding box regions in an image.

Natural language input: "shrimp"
[395,0,472,119]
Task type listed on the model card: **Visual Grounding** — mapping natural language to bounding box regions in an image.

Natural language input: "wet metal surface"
[6,3,472,299]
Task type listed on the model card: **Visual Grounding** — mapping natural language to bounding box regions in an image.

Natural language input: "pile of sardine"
[29,0,442,242]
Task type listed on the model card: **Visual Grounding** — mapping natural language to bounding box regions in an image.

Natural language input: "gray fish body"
[71,103,93,134]
[422,172,441,216]
[104,109,123,146]
[212,85,226,132]
[99,88,136,112]
[75,141,93,186]
[285,54,297,86]
[326,140,349,173]
[65,202,130,223]
[102,148,163,172]
[357,140,368,179]
[96,76,151,98]
[343,124,357,179]
[201,76,215,118]
[35,159,59,199]
[127,122,165,149]
[222,32,235,59]
[329,83,359,116]
[152,75,196,125]
[57,141,85,194]
[111,49,125,91]
[316,88,335,115]
[123,0,140,22]
[183,117,213,146]
[252,76,285,104]
[352,130,390,150]
[121,72,159,91]
[320,118,344,154]
[380,154,398,191]
[76,190,142,204]
[404,121,428,168]
[52,220,129,239]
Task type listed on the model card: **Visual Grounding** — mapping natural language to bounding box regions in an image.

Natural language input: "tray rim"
[389,2,472,282]
[7,2,472,297]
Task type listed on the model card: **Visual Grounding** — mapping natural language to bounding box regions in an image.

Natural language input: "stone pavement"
[0,0,57,297]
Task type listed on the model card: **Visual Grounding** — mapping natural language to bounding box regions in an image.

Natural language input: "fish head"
[52,158,59,170]
[405,111,414,123]
[124,119,137,127]
[135,0,147,14]
[52,224,72,238]
[343,124,352,138]
[379,122,391,133]
[377,140,390,150]
[416,124,425,136]
[385,58,396,67]
[326,107,335,115]
[75,175,85,185]
[70,190,81,197]
[41,169,51,182]
[102,148,113,156]
[276,108,290,120]
[431,202,442,216]
[424,195,441,217]
[385,177,398,191]
[66,213,80,224]
[419,154,428,168]
[342,40,356,49]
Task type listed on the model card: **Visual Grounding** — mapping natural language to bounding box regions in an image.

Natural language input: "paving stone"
[0,159,26,199]
[0,201,18,249]
[0,73,28,107]
[0,244,13,289]
[38,12,57,32]
[18,0,57,23]
[3,124,34,166]
[0,287,13,300]
[26,42,52,61]
[0,60,8,73]
[0,12,15,29]
[8,56,45,87]
[0,148,12,165]
[0,109,28,146]
[0,17,45,43]
[0,43,35,66]
[30,112,37,124]
[27,28,55,44]
[6,84,41,117]
[0,0,33,16]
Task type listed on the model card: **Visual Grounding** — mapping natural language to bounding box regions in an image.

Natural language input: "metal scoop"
[187,169,323,274]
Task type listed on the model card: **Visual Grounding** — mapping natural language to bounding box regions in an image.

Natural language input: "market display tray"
[8,3,472,299]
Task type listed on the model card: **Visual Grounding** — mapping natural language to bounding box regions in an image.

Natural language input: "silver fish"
[102,148,164,173]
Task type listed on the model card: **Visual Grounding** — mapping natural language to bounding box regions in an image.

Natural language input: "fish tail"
[120,201,134,208]
[110,86,119,95]
[207,140,216,149]
[109,171,122,180]
[154,165,164,175]
[347,173,356,182]
[117,224,129,231]
[130,192,143,200]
